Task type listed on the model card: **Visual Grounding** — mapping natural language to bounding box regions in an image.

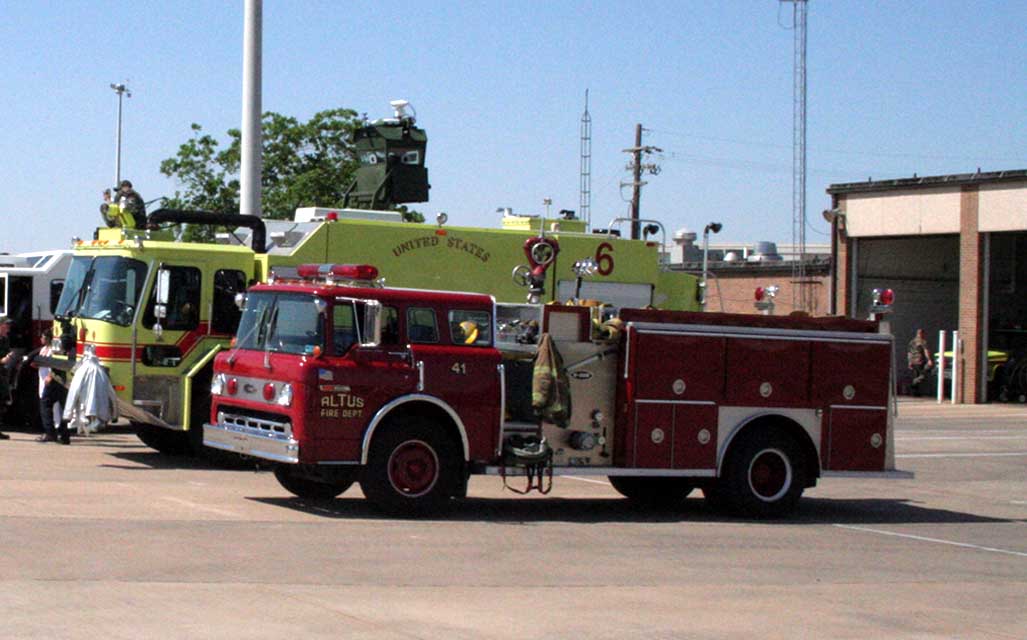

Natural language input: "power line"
[649,128,1023,165]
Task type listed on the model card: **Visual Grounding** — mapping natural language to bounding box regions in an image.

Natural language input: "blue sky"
[1,1,1023,253]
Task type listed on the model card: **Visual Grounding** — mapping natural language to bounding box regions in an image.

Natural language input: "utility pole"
[622,124,661,240]
[241,0,263,219]
[110,82,131,187]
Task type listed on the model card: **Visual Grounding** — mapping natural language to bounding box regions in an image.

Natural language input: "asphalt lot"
[1,398,1024,639]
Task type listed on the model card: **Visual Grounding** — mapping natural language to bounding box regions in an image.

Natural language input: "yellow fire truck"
[43,105,698,454]
[45,207,697,454]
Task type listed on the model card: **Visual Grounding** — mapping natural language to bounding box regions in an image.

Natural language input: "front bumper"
[204,411,299,463]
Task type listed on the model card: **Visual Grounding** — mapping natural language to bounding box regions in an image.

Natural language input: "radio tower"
[784,0,809,312]
[579,90,592,230]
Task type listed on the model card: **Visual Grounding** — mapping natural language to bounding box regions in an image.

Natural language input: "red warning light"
[879,288,895,305]
[755,287,765,302]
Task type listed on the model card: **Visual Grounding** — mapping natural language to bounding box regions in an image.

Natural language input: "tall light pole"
[240,0,263,218]
[700,222,722,309]
[110,82,131,187]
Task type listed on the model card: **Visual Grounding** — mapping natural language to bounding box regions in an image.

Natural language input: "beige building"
[826,169,1027,403]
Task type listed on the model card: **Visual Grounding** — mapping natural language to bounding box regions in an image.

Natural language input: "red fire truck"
[204,262,908,517]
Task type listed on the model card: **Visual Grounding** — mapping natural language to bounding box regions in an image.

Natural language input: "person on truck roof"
[101,180,146,229]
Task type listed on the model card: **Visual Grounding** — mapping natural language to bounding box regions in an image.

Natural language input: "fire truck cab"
[205,264,909,518]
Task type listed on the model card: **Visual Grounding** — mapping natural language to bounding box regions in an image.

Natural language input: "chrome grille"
[218,411,292,440]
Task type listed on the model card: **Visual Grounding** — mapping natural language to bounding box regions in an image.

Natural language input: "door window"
[448,309,492,346]
[407,307,438,343]
[212,270,247,334]
[49,280,64,315]
[144,266,202,331]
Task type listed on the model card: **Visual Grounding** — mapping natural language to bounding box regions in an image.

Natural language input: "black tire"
[274,465,355,500]
[608,476,694,508]
[714,430,807,518]
[135,423,191,455]
[360,418,461,516]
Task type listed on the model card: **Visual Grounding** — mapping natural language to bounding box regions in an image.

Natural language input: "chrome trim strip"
[482,467,716,478]
[416,360,425,391]
[497,363,506,457]
[635,399,717,406]
[828,404,888,411]
[360,394,470,464]
[631,321,892,345]
[623,325,632,379]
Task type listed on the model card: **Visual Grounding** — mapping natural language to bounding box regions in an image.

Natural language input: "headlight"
[276,383,293,407]
[211,373,226,395]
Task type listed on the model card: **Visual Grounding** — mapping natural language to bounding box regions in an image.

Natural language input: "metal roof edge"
[826,169,1027,195]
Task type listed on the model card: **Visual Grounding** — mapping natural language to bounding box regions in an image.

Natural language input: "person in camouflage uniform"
[102,180,147,228]
[907,328,933,397]
[0,318,13,438]
[118,180,147,227]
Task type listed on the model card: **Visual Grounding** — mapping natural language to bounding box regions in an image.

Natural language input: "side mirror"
[155,268,171,306]
[361,300,382,347]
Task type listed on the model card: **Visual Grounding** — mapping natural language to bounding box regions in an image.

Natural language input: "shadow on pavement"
[102,450,269,472]
[247,494,1023,526]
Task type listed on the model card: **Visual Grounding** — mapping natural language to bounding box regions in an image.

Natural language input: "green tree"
[159,108,424,224]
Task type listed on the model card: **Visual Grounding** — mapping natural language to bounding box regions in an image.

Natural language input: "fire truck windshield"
[55,256,148,326]
[235,292,324,356]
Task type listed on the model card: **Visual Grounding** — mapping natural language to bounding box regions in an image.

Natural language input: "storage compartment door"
[672,403,718,470]
[631,402,674,468]
[824,407,888,471]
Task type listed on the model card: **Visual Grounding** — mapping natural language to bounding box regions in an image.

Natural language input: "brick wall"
[959,187,983,403]
[835,196,850,316]
[704,269,831,316]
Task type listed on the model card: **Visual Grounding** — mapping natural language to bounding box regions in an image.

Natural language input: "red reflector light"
[263,383,276,401]
[296,263,379,281]
[113,385,126,392]
[333,264,378,280]
[880,288,895,305]
[227,378,238,395]
[296,264,325,279]
[754,287,765,302]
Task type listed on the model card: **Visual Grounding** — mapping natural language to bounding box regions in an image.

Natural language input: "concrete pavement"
[1,400,1024,639]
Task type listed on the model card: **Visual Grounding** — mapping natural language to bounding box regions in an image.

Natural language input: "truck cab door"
[407,306,502,460]
[318,302,416,435]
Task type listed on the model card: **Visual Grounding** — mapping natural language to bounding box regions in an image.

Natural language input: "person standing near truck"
[0,319,13,439]
[907,328,934,396]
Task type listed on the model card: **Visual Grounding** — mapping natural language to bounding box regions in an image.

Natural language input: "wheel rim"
[747,448,792,502]
[387,439,440,497]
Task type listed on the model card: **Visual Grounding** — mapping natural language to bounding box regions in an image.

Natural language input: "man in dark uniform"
[0,318,13,439]
[116,180,146,228]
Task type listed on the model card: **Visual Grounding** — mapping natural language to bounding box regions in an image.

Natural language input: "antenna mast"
[579,90,592,230]
[784,0,810,312]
